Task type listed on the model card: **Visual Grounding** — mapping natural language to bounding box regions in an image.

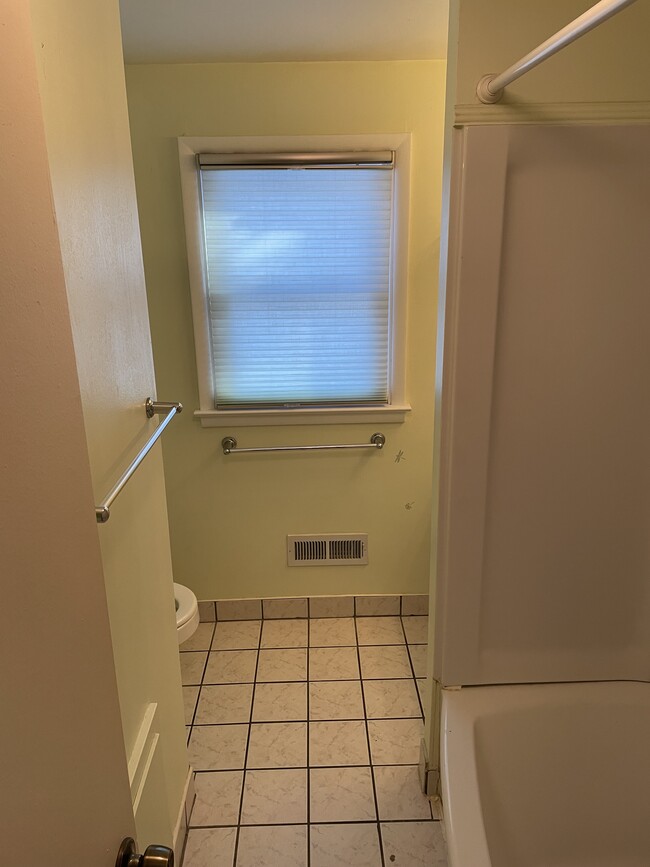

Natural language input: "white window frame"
[178,134,411,427]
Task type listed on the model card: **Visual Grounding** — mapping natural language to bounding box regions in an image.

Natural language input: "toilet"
[174,582,200,645]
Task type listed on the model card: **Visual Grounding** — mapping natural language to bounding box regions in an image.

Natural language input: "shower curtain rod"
[476,0,637,104]
[95,398,182,523]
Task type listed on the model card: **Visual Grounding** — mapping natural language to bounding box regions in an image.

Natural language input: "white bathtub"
[440,681,650,867]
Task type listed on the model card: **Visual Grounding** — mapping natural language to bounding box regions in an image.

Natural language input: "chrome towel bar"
[95,398,182,523]
[221,433,385,455]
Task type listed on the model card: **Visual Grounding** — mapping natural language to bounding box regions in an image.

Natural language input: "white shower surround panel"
[434,123,650,867]
[434,124,650,688]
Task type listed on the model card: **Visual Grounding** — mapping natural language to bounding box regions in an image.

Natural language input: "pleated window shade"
[198,157,394,409]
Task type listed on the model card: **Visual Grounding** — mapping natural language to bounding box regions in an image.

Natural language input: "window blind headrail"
[198,151,394,170]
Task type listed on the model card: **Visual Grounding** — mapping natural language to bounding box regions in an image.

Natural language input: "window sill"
[194,404,411,428]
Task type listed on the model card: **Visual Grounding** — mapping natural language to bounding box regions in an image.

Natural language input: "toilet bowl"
[174,582,200,645]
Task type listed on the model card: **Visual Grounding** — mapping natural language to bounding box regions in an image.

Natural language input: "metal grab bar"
[95,398,182,523]
[476,0,637,104]
[222,432,386,455]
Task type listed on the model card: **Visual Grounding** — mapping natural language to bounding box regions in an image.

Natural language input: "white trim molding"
[172,767,195,863]
[455,100,650,126]
[194,403,410,427]
[177,133,412,428]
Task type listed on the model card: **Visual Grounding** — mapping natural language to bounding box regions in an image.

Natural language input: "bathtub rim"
[440,679,650,867]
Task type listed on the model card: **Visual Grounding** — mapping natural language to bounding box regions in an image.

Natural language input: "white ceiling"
[119,0,448,64]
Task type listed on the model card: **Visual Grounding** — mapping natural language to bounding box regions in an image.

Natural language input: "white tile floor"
[180,615,448,867]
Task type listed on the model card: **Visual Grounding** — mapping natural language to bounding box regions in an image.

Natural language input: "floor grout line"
[189,817,439,830]
[191,762,427,773]
[353,616,386,867]
[400,617,426,721]
[188,716,422,727]
[182,641,428,653]
[230,620,261,867]
[398,618,431,820]
[306,616,311,867]
[184,614,436,866]
[184,622,217,740]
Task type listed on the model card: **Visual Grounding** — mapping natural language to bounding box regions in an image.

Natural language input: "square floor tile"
[309,721,369,766]
[256,648,307,682]
[311,823,382,867]
[355,595,400,617]
[309,596,354,618]
[237,825,307,867]
[408,645,428,678]
[374,765,432,820]
[356,617,405,646]
[309,681,364,720]
[216,599,262,621]
[178,613,439,867]
[190,771,243,826]
[381,821,448,866]
[183,686,200,724]
[180,622,215,652]
[310,766,376,822]
[198,601,216,623]
[359,645,412,679]
[261,619,308,648]
[212,620,261,650]
[194,684,253,724]
[309,647,359,681]
[183,828,236,867]
[203,650,257,684]
[188,725,248,771]
[180,651,208,686]
[247,722,307,768]
[367,718,424,764]
[240,768,307,824]
[401,595,429,616]
[252,682,307,722]
[309,618,357,647]
[262,597,308,619]
[402,616,429,645]
[362,679,421,719]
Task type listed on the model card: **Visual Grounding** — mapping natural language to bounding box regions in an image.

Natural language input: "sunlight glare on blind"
[199,166,393,408]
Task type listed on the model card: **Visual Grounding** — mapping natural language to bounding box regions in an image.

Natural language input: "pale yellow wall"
[452,0,650,122]
[30,0,188,846]
[125,60,446,601]
[1,5,135,861]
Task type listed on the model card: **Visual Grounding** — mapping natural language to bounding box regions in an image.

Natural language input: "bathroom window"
[179,136,411,426]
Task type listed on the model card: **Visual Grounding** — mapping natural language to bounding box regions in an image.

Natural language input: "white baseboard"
[172,766,195,864]
[198,593,430,623]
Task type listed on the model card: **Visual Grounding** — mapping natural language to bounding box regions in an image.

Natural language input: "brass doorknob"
[116,837,174,867]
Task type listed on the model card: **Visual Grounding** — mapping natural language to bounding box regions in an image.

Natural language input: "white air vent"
[287,534,368,566]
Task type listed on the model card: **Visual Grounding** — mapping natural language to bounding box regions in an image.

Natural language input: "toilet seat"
[174,582,200,645]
